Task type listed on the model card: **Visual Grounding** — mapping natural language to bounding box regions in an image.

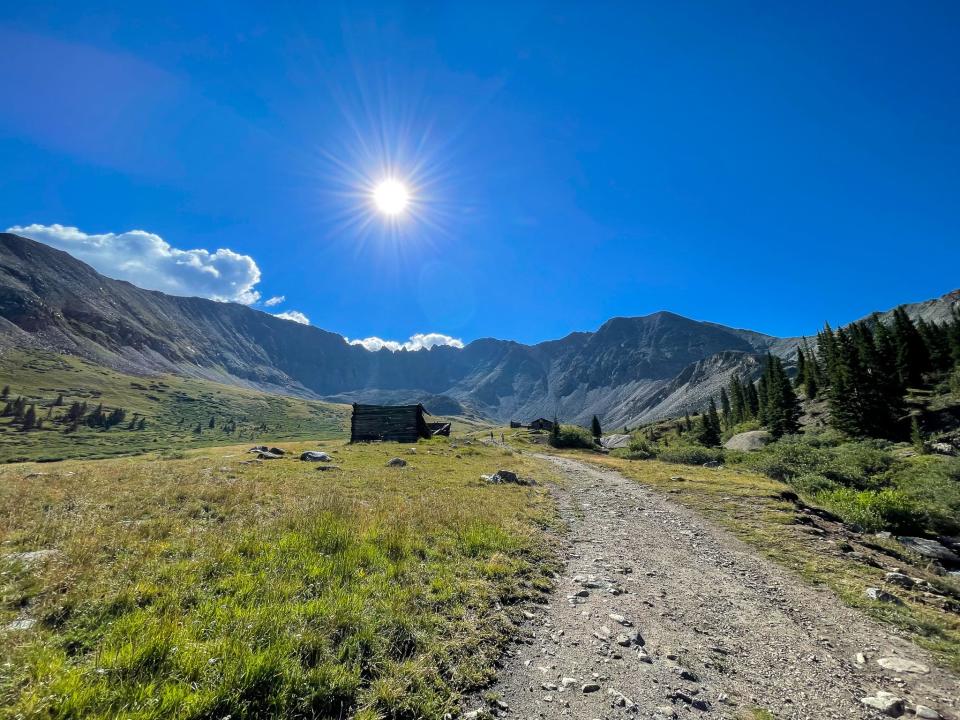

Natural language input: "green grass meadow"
[0,438,561,719]
[0,350,348,463]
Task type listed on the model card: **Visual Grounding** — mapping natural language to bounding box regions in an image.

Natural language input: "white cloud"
[346,332,465,352]
[7,223,262,304]
[273,310,310,325]
[264,295,285,307]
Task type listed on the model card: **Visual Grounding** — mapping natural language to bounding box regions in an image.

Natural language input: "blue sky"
[1,1,958,347]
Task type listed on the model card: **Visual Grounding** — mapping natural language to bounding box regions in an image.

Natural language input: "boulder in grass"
[300,451,333,462]
[896,536,960,566]
[483,469,535,486]
[249,445,269,454]
[386,457,407,468]
[256,451,283,460]
[268,447,286,456]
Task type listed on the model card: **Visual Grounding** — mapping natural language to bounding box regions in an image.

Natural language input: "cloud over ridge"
[273,310,310,325]
[7,223,262,304]
[346,333,465,352]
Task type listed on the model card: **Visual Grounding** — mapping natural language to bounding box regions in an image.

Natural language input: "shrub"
[548,425,595,449]
[815,487,923,534]
[657,445,724,466]
[736,436,829,481]
[887,455,960,535]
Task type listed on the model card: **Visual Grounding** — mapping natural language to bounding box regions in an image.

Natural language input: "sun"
[372,179,410,216]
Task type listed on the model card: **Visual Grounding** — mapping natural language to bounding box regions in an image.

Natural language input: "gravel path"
[481,455,958,720]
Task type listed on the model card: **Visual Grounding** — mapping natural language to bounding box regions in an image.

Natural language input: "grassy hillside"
[0,438,560,718]
[0,350,349,463]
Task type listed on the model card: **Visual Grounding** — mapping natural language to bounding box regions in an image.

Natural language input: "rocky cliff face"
[8,232,948,427]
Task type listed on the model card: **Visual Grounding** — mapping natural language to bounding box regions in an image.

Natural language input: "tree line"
[695,306,960,444]
[0,386,146,432]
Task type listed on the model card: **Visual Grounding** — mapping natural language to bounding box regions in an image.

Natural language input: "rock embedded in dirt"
[884,571,914,588]
[865,587,903,604]
[914,705,942,719]
[581,682,601,693]
[876,656,930,674]
[386,457,408,467]
[5,618,36,631]
[860,690,905,716]
[896,536,960,565]
[482,469,534,485]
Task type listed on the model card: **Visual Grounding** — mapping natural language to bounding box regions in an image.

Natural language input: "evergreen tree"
[719,388,731,429]
[591,415,602,439]
[824,324,901,438]
[53,394,64,406]
[21,404,37,431]
[0,385,8,400]
[684,411,693,432]
[208,415,216,429]
[917,319,952,372]
[758,355,801,438]
[137,417,146,430]
[728,375,746,425]
[795,347,807,390]
[891,307,929,388]
[1,402,11,417]
[745,381,760,418]
[194,422,203,434]
[550,417,560,446]
[695,399,721,446]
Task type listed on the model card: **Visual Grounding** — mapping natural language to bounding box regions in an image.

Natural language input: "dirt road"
[481,456,958,720]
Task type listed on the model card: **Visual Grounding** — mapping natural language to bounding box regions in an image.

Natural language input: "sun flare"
[372,179,410,216]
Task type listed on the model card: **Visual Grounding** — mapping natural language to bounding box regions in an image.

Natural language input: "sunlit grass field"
[0,438,561,719]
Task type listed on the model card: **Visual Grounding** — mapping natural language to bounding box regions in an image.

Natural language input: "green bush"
[548,425,595,449]
[886,455,960,535]
[627,434,655,458]
[815,487,923,534]
[736,436,829,480]
[657,445,724,466]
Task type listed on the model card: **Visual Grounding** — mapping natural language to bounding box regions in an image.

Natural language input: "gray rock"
[884,572,914,588]
[860,691,904,717]
[876,656,929,674]
[386,457,408,467]
[5,549,60,566]
[723,430,772,451]
[896,536,960,565]
[865,587,903,604]
[5,618,36,631]
[600,434,631,449]
[929,442,956,456]
[582,683,601,693]
[914,705,941,719]
[608,612,631,626]
[300,451,333,462]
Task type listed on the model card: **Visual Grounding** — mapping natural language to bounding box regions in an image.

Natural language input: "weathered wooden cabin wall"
[350,404,432,443]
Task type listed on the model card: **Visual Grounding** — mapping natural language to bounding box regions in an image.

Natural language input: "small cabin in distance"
[529,418,555,431]
[349,403,450,443]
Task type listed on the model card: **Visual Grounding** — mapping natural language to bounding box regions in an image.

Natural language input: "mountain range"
[1,232,957,427]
